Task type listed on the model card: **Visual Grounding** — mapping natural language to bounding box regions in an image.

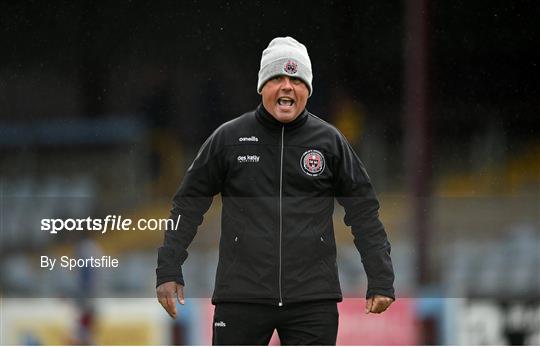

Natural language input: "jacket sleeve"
[334,134,395,300]
[156,128,226,287]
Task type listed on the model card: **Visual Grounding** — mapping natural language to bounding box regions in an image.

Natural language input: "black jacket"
[156,105,395,305]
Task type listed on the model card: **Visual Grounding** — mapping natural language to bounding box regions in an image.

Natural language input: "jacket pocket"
[216,213,244,284]
[221,234,241,280]
[319,258,341,292]
[311,226,340,292]
[311,224,333,258]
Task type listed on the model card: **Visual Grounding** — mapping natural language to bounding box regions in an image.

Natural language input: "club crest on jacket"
[300,149,325,176]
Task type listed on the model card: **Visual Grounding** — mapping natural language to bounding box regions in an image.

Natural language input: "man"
[156,36,395,345]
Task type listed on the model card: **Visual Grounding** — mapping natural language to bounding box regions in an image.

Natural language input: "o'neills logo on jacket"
[214,321,226,327]
[238,136,258,142]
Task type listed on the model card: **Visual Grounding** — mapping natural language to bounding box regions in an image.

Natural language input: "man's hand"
[365,295,394,314]
[156,281,185,319]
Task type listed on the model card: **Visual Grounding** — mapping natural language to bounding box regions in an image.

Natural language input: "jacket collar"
[255,104,309,131]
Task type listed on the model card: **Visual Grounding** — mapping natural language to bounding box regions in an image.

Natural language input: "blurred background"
[1,0,538,345]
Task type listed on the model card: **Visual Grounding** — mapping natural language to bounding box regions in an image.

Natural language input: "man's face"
[261,75,309,123]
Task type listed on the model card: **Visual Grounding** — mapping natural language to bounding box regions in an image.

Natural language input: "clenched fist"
[365,295,394,314]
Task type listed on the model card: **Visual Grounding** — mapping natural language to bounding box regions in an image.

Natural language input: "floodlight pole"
[404,0,433,287]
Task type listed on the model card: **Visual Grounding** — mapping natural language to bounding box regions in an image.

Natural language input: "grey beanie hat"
[257,36,313,96]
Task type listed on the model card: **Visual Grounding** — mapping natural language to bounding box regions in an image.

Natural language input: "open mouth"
[277,97,295,107]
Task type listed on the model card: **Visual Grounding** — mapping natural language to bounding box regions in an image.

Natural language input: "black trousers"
[212,300,339,346]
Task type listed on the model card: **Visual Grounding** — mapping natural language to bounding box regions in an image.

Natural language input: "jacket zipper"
[278,125,284,307]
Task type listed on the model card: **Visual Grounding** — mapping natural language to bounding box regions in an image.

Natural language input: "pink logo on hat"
[284,60,298,74]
